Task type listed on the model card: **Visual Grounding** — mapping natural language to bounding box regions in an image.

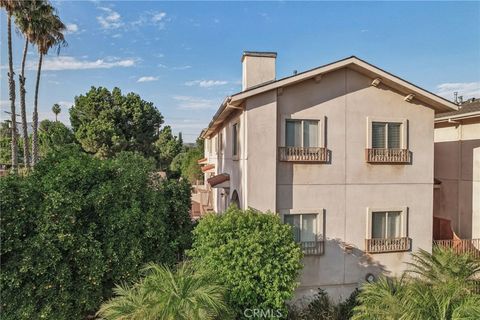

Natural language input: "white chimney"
[241,51,277,91]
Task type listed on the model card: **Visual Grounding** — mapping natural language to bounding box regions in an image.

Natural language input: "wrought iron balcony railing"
[365,237,411,253]
[366,148,411,163]
[300,240,325,255]
[279,147,328,162]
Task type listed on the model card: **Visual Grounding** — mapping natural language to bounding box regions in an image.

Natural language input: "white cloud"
[436,82,480,101]
[137,76,159,83]
[58,101,73,108]
[0,100,10,108]
[26,56,136,71]
[172,65,192,70]
[185,80,228,88]
[65,23,79,34]
[152,12,166,23]
[173,96,216,110]
[97,7,123,30]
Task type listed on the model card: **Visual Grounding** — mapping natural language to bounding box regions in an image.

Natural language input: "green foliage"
[38,119,75,157]
[0,148,192,319]
[188,206,303,317]
[97,262,230,320]
[170,146,203,183]
[0,122,26,165]
[154,125,182,170]
[51,103,61,120]
[70,86,164,158]
[352,247,480,320]
[287,289,359,320]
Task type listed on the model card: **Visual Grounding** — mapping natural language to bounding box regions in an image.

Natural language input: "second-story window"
[285,120,319,147]
[232,122,239,157]
[372,122,401,149]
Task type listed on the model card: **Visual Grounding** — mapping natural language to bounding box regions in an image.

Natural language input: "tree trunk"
[7,14,18,173]
[32,53,43,166]
[19,38,31,168]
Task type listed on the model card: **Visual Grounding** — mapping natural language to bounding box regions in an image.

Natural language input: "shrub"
[287,289,359,320]
[188,206,303,317]
[0,148,192,319]
[97,262,230,320]
[352,247,480,320]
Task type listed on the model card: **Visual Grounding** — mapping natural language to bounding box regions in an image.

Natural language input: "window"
[283,212,324,255]
[218,131,223,154]
[371,122,402,149]
[232,122,239,157]
[366,207,410,253]
[286,120,319,148]
[372,211,401,238]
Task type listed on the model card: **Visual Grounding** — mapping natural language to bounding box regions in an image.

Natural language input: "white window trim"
[232,119,240,160]
[280,208,325,242]
[366,206,408,239]
[366,117,408,149]
[280,114,326,148]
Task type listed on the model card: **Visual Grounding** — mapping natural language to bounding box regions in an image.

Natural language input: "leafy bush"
[0,148,192,319]
[97,262,229,320]
[38,119,76,157]
[352,247,480,320]
[188,206,303,317]
[287,289,359,320]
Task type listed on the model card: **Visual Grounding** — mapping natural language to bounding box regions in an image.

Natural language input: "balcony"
[433,239,480,259]
[366,148,411,163]
[279,147,328,162]
[365,237,411,253]
[300,240,324,255]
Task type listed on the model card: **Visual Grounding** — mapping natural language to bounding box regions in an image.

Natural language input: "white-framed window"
[367,117,408,149]
[281,115,325,148]
[281,209,325,255]
[366,207,408,239]
[232,121,239,159]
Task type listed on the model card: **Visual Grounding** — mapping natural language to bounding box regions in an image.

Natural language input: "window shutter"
[388,123,401,149]
[372,122,386,148]
[232,124,238,156]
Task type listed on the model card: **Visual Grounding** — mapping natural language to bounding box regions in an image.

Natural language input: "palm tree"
[353,248,480,320]
[52,103,61,121]
[12,0,48,168]
[1,0,20,172]
[31,5,66,166]
[97,262,229,320]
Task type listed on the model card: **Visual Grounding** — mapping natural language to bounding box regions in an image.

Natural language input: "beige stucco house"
[198,52,457,300]
[433,100,480,240]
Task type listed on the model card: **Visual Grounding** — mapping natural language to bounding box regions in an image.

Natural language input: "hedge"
[0,148,192,319]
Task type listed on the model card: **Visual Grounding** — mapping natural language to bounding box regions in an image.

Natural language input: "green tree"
[52,103,61,121]
[31,3,67,166]
[188,206,303,317]
[97,262,229,320]
[154,125,182,170]
[1,0,19,172]
[70,87,164,158]
[38,119,75,156]
[0,148,192,319]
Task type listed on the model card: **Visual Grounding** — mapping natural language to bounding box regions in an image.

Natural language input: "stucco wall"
[275,68,435,298]
[434,120,480,238]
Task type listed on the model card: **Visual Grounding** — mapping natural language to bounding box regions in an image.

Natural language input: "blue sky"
[1,1,479,142]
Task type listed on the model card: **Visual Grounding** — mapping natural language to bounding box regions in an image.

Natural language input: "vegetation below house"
[0,148,192,319]
[188,206,303,318]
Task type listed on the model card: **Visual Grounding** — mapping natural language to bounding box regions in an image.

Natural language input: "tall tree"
[13,0,49,168]
[31,4,66,166]
[1,0,19,172]
[154,125,182,170]
[70,87,164,158]
[51,103,61,121]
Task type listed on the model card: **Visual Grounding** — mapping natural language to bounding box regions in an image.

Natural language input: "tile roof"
[435,99,480,118]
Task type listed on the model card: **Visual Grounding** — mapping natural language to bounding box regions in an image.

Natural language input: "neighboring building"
[199,53,457,300]
[434,99,480,240]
